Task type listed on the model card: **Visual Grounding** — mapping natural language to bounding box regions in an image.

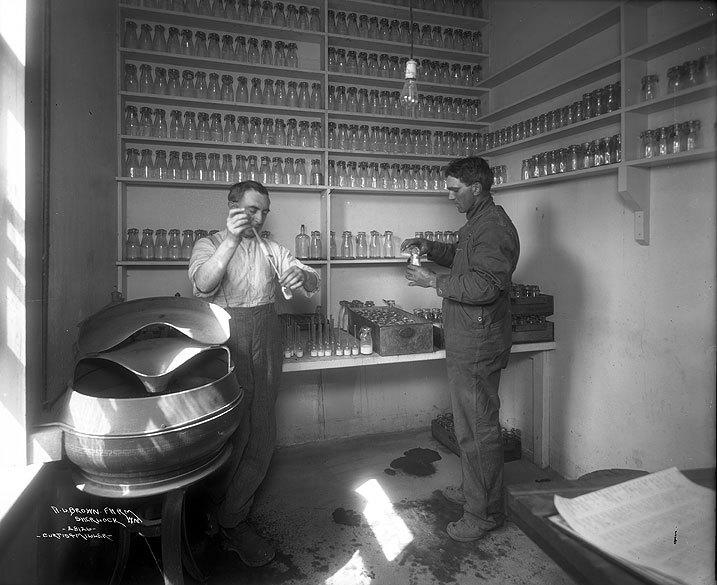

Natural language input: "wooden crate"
[347,306,434,356]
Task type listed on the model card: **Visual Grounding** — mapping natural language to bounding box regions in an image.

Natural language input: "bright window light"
[6,285,25,365]
[0,0,26,66]
[325,550,372,585]
[355,479,413,561]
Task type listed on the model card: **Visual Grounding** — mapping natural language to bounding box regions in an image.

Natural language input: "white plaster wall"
[46,0,117,404]
[490,0,716,477]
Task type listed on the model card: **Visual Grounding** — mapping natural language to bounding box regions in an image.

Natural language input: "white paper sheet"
[553,468,715,585]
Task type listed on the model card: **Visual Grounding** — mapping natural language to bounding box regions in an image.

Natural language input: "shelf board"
[623,19,717,61]
[624,147,717,168]
[623,81,717,114]
[328,187,444,195]
[493,163,619,192]
[118,260,189,266]
[482,110,622,157]
[328,148,455,160]
[120,134,325,153]
[327,72,489,97]
[121,91,325,116]
[282,341,556,372]
[482,3,621,88]
[117,177,328,190]
[326,0,489,29]
[328,110,488,129]
[327,34,488,63]
[119,47,324,80]
[479,58,621,123]
[118,259,328,266]
[120,4,325,43]
[330,258,409,265]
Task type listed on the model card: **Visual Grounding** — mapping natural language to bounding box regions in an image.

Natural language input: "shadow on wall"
[517,198,586,473]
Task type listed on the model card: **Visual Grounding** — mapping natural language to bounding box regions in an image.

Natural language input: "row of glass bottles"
[335,230,396,259]
[124,107,323,147]
[124,148,323,184]
[327,85,481,121]
[483,82,621,151]
[640,121,701,159]
[399,0,483,16]
[327,124,481,156]
[125,227,210,260]
[520,134,622,180]
[282,321,364,359]
[327,12,483,53]
[327,49,483,87]
[414,230,457,244]
[641,55,715,101]
[328,161,447,191]
[295,226,399,259]
[125,0,321,30]
[126,64,323,109]
[123,21,300,67]
[490,165,508,186]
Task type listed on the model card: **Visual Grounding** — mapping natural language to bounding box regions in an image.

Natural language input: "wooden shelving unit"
[117,0,489,305]
[479,1,715,245]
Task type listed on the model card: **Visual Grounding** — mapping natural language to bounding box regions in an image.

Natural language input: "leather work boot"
[221,522,276,567]
[441,485,467,505]
[446,513,505,542]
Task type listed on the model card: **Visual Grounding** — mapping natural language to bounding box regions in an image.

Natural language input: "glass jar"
[686,119,700,151]
[666,66,682,94]
[641,74,659,101]
[641,130,655,158]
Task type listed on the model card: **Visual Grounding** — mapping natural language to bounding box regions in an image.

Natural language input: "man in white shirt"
[189,180,319,566]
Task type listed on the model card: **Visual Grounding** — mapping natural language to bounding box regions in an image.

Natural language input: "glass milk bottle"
[125,228,141,260]
[168,229,182,260]
[295,224,310,258]
[154,229,169,260]
[180,230,194,260]
[140,228,155,260]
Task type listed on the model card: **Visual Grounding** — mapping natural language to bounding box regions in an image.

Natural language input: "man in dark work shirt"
[402,156,520,542]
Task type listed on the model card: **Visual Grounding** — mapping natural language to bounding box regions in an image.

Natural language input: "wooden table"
[506,468,716,585]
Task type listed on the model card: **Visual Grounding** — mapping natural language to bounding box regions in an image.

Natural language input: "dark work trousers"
[207,303,283,529]
[443,300,512,525]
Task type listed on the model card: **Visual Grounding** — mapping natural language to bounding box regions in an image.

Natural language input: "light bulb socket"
[405,59,418,79]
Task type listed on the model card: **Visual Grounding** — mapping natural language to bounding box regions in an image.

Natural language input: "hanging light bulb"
[401,0,419,117]
[401,58,419,116]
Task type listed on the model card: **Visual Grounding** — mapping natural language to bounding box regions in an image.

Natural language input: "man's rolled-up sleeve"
[188,238,221,299]
[275,244,321,297]
[435,223,515,305]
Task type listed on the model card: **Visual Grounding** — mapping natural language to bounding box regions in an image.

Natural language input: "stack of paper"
[549,467,715,585]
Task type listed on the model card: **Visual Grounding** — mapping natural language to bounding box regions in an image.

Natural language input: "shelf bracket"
[618,165,651,245]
